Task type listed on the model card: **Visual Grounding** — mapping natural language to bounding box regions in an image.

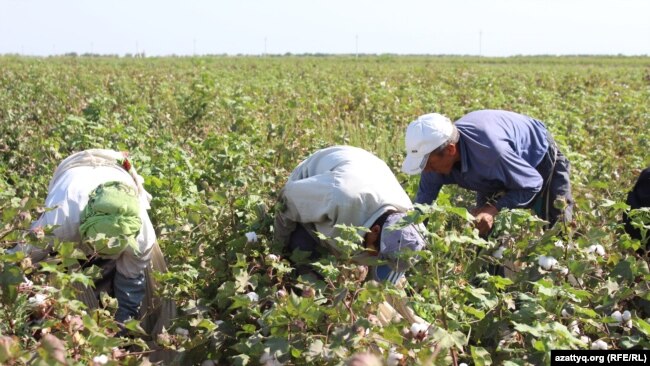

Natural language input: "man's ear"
[370,224,381,234]
[446,143,457,156]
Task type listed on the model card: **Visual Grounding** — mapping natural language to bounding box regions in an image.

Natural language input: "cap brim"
[401,153,426,175]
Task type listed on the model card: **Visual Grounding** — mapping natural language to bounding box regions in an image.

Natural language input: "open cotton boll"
[92,354,109,365]
[538,255,557,270]
[28,294,48,308]
[245,231,258,243]
[587,244,606,256]
[410,322,429,339]
[245,292,259,302]
[590,339,608,350]
[387,348,404,366]
[175,327,189,337]
[260,352,284,366]
[622,310,632,321]
[561,309,570,317]
[265,254,279,263]
[611,310,623,324]
[492,246,505,259]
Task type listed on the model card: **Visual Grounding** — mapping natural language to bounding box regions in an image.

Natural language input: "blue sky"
[1,0,648,56]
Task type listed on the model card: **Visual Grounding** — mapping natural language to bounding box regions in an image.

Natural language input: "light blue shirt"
[416,110,550,210]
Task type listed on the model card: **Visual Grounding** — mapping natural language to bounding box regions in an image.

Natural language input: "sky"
[1,0,649,57]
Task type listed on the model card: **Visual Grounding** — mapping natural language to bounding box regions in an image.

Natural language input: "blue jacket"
[416,110,550,210]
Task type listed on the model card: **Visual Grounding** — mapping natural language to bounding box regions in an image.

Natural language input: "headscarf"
[79,181,142,256]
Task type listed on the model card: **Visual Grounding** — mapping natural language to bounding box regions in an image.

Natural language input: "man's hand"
[472,204,499,237]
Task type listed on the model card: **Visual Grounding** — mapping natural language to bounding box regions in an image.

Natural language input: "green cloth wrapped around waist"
[80,181,142,256]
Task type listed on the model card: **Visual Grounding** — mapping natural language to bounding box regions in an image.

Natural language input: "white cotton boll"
[410,322,428,339]
[587,244,606,256]
[459,363,469,366]
[259,352,284,366]
[28,294,48,308]
[260,352,273,363]
[538,255,557,270]
[245,292,259,302]
[569,320,580,335]
[387,349,404,366]
[561,309,570,317]
[622,310,632,321]
[580,336,590,345]
[611,310,623,324]
[265,254,279,263]
[175,327,189,337]
[92,354,109,365]
[559,267,569,276]
[245,232,258,243]
[201,361,215,366]
[554,240,565,248]
[591,339,608,350]
[492,246,506,259]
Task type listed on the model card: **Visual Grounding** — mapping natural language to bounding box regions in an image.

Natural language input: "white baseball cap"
[401,113,453,175]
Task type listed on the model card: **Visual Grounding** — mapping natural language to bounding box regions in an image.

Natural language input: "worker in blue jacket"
[401,110,574,236]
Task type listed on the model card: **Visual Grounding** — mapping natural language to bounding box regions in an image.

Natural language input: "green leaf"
[512,321,543,337]
[234,269,251,292]
[189,318,218,332]
[381,325,404,345]
[611,258,635,282]
[446,206,475,221]
[573,305,598,318]
[463,305,486,320]
[124,319,147,335]
[471,346,493,366]
[488,275,513,290]
[69,272,94,287]
[465,286,498,309]
[231,354,250,366]
[633,318,650,337]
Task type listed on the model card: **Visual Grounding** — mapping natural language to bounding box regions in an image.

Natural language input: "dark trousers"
[81,257,145,322]
[288,224,322,260]
[532,145,574,226]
